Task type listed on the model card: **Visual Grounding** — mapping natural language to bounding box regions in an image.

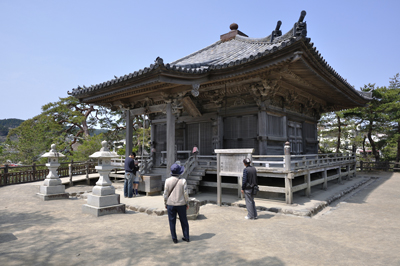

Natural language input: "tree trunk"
[397,122,400,163]
[367,127,379,161]
[336,114,341,153]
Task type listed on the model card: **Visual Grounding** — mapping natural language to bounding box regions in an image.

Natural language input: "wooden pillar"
[284,141,293,204]
[217,153,222,206]
[166,102,176,177]
[125,109,133,159]
[323,168,328,190]
[305,171,311,197]
[218,115,224,149]
[285,175,293,204]
[258,107,267,155]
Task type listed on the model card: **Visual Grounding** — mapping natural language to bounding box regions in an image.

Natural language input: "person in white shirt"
[163,163,189,244]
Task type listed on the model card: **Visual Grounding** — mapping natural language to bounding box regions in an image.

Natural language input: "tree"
[318,111,361,153]
[6,114,65,164]
[71,133,104,162]
[344,84,389,161]
[376,73,400,162]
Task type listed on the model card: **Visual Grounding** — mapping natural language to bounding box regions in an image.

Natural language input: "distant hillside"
[0,118,24,141]
[0,118,24,128]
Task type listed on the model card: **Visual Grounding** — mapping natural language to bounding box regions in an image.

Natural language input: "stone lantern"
[82,140,125,216]
[37,144,69,200]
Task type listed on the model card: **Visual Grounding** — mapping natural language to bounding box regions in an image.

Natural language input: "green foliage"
[72,133,105,162]
[321,74,400,162]
[5,114,66,164]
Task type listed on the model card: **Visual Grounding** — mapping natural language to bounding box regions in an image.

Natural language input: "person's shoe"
[173,239,178,244]
[245,216,253,220]
[136,193,140,197]
[254,216,258,219]
[182,237,190,242]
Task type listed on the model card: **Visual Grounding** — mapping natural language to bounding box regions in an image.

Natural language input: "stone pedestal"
[187,198,201,220]
[37,144,69,201]
[138,174,162,196]
[82,141,125,217]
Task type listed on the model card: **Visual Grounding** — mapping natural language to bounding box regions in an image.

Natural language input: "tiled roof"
[70,10,370,101]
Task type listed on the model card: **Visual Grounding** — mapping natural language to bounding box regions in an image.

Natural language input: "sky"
[1,0,399,120]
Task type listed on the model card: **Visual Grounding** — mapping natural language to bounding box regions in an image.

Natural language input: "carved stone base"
[82,203,125,217]
[36,192,69,201]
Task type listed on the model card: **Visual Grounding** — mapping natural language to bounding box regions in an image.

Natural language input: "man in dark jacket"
[241,158,258,220]
[124,152,139,198]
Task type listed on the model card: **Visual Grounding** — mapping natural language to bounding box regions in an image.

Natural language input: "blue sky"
[1,0,399,120]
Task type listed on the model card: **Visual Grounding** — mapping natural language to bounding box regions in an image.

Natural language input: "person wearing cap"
[163,163,190,244]
[241,158,258,220]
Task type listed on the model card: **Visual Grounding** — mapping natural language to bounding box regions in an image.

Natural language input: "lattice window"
[267,114,284,136]
[288,121,303,154]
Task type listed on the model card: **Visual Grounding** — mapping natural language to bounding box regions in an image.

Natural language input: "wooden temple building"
[69,11,371,204]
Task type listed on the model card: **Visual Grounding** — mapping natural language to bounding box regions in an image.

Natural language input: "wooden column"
[166,102,176,177]
[258,107,267,155]
[218,115,224,149]
[305,171,311,197]
[125,109,133,158]
[323,168,328,190]
[217,153,221,206]
[284,141,293,204]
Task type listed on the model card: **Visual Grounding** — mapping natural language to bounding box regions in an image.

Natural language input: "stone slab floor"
[0,172,399,266]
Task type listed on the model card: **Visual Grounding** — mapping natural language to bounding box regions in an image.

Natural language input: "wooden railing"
[358,161,400,171]
[252,153,356,172]
[0,161,96,186]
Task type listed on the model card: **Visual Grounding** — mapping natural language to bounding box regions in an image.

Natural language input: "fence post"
[86,161,90,185]
[69,160,73,186]
[360,161,363,171]
[4,164,9,185]
[32,163,36,182]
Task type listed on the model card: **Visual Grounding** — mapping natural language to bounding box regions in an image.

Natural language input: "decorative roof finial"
[230,23,238,31]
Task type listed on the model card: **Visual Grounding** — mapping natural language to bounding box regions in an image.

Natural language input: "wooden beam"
[129,104,166,116]
[182,96,202,117]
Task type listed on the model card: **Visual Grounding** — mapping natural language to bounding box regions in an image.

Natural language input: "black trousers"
[167,205,189,240]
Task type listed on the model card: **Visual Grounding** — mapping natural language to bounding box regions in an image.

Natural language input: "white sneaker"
[136,194,140,197]
[245,216,251,220]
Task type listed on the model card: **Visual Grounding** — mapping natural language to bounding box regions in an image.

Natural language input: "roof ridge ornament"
[220,23,248,42]
[270,21,282,42]
[293,10,307,37]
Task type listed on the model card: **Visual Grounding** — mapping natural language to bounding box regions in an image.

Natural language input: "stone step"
[187,180,200,186]
[192,170,205,175]
[187,184,198,190]
[187,175,203,181]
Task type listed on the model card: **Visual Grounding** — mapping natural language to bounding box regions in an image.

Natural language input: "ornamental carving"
[233,97,246,106]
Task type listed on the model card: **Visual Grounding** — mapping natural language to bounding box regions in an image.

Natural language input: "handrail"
[180,155,197,180]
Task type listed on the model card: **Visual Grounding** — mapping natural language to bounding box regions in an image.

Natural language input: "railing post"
[32,163,36,182]
[86,161,90,185]
[4,164,9,185]
[284,142,291,172]
[360,161,363,171]
[69,160,73,186]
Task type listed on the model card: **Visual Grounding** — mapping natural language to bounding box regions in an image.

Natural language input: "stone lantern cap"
[89,140,118,159]
[41,144,65,158]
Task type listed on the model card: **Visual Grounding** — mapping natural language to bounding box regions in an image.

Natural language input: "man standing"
[241,158,258,220]
[163,163,190,244]
[124,152,139,198]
